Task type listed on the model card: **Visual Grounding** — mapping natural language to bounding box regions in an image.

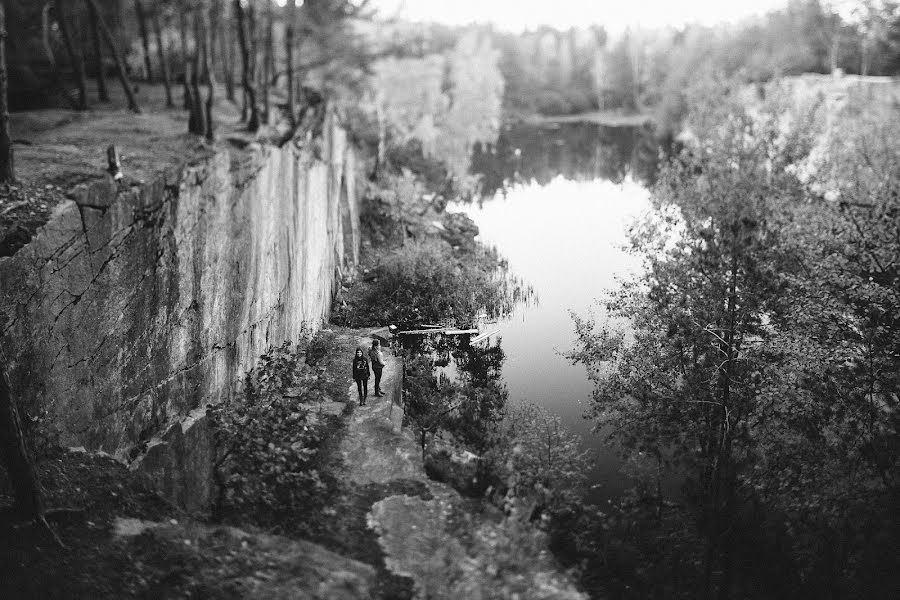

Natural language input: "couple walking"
[352,339,386,406]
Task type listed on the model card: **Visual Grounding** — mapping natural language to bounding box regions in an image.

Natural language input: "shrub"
[334,239,515,328]
[208,331,337,523]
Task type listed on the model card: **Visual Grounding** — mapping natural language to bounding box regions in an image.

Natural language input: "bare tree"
[200,0,215,141]
[86,0,109,101]
[285,0,296,127]
[262,0,273,124]
[134,0,153,81]
[56,0,89,110]
[220,0,235,102]
[153,6,174,107]
[209,0,220,76]
[188,4,206,135]
[86,0,140,112]
[179,3,191,108]
[0,1,13,183]
[40,4,75,109]
[235,0,260,131]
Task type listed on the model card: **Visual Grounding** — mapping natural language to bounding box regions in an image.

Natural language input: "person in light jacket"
[368,339,387,397]
[352,348,370,405]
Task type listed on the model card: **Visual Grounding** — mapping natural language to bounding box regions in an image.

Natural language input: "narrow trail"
[340,335,424,485]
[338,334,586,600]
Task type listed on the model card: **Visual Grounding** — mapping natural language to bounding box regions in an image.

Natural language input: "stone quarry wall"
[0,114,360,511]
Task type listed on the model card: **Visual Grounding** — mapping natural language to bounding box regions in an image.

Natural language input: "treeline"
[374,1,900,125]
[358,26,504,192]
[1,0,373,118]
[568,80,899,598]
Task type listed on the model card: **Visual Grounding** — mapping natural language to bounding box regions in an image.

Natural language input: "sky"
[370,0,792,33]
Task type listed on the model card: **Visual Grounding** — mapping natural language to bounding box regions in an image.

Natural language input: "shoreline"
[519,110,655,127]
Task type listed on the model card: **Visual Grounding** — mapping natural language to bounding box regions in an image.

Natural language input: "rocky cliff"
[0,113,359,511]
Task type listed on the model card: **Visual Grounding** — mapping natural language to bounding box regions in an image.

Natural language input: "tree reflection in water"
[470,122,660,200]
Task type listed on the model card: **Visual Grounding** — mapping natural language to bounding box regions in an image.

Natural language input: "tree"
[489,402,589,514]
[234,0,260,131]
[86,0,109,101]
[217,0,236,102]
[261,0,273,124]
[152,4,174,108]
[187,2,206,136]
[134,0,153,81]
[200,0,215,141]
[402,354,461,458]
[570,92,807,599]
[179,1,191,108]
[40,2,80,110]
[0,0,13,182]
[284,0,297,126]
[87,0,140,112]
[56,0,88,110]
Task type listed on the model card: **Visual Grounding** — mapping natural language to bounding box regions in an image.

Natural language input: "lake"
[452,122,661,504]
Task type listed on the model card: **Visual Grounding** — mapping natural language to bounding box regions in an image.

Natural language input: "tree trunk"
[0,1,14,183]
[87,0,109,102]
[285,0,296,127]
[184,60,198,130]
[180,5,191,108]
[221,0,235,102]
[86,0,140,113]
[0,358,44,521]
[188,6,206,136]
[42,3,80,110]
[200,0,215,142]
[829,23,840,74]
[134,0,153,81]
[262,0,273,124]
[209,0,220,80]
[234,0,259,131]
[153,9,174,108]
[56,0,89,110]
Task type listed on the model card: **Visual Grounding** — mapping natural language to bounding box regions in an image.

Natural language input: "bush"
[208,330,338,523]
[334,239,514,328]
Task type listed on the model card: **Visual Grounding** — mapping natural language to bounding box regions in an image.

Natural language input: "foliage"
[208,327,338,522]
[569,78,900,597]
[446,496,585,600]
[333,238,517,329]
[495,25,606,116]
[484,403,590,515]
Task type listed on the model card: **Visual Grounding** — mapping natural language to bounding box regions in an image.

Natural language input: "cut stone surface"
[0,108,360,511]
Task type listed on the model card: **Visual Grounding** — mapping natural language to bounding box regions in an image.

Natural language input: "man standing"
[369,339,386,397]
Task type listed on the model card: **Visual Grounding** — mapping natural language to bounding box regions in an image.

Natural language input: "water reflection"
[450,124,657,503]
[470,122,660,199]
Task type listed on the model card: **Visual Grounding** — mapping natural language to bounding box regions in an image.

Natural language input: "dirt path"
[339,333,587,600]
[341,336,425,486]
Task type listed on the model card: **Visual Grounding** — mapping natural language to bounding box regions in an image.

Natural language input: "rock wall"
[0,114,359,511]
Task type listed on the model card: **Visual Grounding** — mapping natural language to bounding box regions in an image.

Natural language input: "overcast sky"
[370,0,791,32]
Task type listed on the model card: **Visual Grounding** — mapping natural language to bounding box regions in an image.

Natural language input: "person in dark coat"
[368,339,386,397]
[352,348,370,405]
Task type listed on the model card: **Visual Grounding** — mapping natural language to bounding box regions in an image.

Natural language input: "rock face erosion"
[0,115,359,511]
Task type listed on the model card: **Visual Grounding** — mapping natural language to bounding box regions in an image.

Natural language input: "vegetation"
[208,328,342,527]
[334,238,518,329]
[569,80,900,598]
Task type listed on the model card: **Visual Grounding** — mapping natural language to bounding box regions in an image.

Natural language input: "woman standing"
[352,348,370,406]
[369,339,386,397]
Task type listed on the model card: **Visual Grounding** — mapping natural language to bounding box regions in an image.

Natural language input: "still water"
[454,122,659,503]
